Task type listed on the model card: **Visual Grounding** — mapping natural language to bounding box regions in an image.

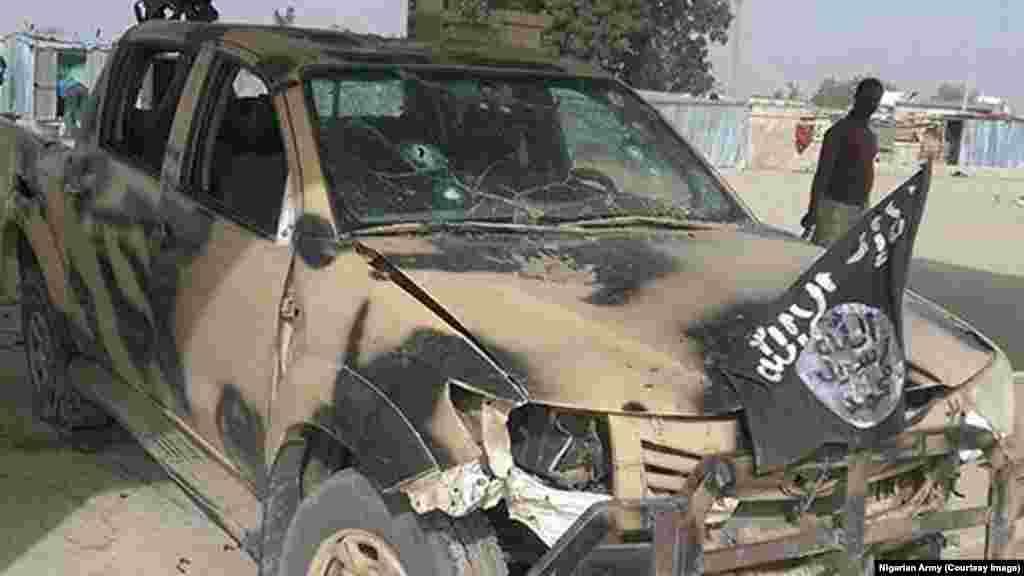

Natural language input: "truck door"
[61,43,206,412]
[144,52,296,492]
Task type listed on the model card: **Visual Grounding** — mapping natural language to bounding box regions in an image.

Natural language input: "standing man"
[58,71,90,137]
[801,77,885,246]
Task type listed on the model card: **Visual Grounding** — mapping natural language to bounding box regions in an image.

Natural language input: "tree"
[810,76,895,109]
[932,82,978,104]
[772,81,802,101]
[491,0,732,95]
[811,77,857,109]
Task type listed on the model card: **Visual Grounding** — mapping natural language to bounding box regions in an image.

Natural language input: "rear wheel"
[19,242,113,450]
[275,468,507,576]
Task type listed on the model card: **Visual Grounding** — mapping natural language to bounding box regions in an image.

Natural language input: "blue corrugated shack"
[637,90,751,171]
[0,30,111,122]
[958,116,1024,169]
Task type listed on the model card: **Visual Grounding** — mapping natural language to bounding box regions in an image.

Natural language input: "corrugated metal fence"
[0,34,35,117]
[638,90,751,170]
[0,32,110,120]
[958,119,1024,169]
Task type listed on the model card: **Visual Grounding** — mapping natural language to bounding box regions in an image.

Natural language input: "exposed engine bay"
[508,405,611,494]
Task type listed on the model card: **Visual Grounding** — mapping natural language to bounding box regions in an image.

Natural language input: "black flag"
[718,162,932,472]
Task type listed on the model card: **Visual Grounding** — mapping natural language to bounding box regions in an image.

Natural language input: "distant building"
[0,30,111,122]
[880,90,919,108]
[975,94,1013,116]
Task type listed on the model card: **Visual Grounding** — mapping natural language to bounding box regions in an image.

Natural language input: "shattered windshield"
[304,68,746,227]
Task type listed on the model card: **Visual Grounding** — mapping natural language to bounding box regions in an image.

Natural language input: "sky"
[9,0,1023,110]
[711,0,1020,110]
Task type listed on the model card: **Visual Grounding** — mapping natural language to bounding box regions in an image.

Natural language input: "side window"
[102,46,194,175]
[191,63,287,236]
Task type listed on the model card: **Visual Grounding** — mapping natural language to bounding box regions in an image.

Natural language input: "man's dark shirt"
[803,114,878,230]
[824,116,878,206]
[817,116,878,206]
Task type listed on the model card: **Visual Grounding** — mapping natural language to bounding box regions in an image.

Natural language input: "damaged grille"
[641,441,702,497]
[638,370,943,500]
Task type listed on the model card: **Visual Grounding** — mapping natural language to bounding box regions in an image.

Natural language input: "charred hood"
[353,223,994,416]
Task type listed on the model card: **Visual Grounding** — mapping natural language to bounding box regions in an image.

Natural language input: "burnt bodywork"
[0,18,1019,575]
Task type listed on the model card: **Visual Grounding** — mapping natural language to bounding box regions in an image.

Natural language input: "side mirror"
[0,56,7,87]
[294,214,346,269]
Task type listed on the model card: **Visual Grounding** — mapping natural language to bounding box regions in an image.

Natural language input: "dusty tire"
[274,468,508,576]
[19,243,112,450]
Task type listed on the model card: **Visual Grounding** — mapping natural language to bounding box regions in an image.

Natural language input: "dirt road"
[0,305,255,576]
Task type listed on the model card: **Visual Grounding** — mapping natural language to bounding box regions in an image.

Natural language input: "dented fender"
[271,349,507,493]
[269,233,530,492]
[273,353,440,492]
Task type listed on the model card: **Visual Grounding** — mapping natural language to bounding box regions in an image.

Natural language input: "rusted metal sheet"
[840,452,871,575]
[985,450,1018,559]
[529,447,1013,573]
[699,506,994,572]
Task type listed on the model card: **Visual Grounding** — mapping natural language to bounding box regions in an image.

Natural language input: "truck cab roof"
[119,20,608,86]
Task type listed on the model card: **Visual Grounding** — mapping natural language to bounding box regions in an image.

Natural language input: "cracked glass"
[305,68,745,227]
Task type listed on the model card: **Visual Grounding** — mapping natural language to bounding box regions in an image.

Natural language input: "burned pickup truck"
[0,15,1020,576]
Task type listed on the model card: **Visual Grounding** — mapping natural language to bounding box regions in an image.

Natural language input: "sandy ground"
[724,167,1024,369]
[0,168,1020,574]
[725,166,1024,278]
[0,308,256,576]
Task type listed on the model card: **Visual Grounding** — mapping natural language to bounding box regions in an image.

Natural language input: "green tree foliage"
[811,77,859,109]
[772,81,802,101]
[810,76,895,109]
[489,0,733,95]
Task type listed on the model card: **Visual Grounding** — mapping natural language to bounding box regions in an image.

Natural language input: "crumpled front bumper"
[524,431,1022,576]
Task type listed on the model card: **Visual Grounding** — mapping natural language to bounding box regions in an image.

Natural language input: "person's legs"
[812,198,866,247]
[63,85,88,136]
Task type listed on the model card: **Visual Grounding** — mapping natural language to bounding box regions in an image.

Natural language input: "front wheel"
[276,469,507,576]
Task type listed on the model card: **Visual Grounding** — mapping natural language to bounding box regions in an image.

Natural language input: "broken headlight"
[509,406,610,492]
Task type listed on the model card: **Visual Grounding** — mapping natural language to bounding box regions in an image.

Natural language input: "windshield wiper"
[546,215,729,231]
[343,214,728,238]
[347,218,583,237]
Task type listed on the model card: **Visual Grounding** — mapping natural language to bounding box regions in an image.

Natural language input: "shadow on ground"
[909,258,1024,370]
[0,347,143,573]
[0,344,250,575]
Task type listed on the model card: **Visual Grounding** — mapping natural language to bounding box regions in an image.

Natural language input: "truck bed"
[0,115,75,301]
